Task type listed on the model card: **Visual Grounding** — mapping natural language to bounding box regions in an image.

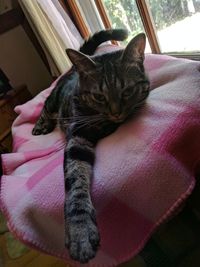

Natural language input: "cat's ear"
[66,49,96,73]
[121,33,146,64]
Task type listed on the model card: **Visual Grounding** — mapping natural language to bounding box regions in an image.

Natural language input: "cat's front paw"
[32,121,54,135]
[66,218,100,263]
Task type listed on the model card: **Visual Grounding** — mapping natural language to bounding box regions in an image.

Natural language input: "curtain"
[77,0,104,34]
[19,0,83,76]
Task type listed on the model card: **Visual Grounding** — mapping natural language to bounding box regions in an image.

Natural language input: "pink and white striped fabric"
[1,50,200,267]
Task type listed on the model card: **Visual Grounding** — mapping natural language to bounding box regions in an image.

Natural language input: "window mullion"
[66,0,90,39]
[94,0,122,45]
[94,0,112,29]
[135,0,160,54]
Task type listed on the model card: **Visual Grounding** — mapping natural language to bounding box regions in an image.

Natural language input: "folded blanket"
[1,49,200,267]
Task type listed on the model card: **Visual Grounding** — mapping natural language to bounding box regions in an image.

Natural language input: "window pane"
[102,0,151,53]
[147,0,200,52]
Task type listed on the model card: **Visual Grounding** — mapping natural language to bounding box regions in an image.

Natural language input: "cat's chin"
[109,117,126,124]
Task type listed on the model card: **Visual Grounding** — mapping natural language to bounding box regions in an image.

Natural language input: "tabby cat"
[32,29,150,263]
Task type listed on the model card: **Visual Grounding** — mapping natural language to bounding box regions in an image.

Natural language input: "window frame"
[63,0,90,38]
[63,0,200,59]
[135,0,160,53]
[95,0,161,53]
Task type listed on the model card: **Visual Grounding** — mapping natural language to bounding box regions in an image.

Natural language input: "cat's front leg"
[32,89,59,135]
[32,106,56,135]
[64,133,100,263]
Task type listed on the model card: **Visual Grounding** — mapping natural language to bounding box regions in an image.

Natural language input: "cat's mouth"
[109,114,126,123]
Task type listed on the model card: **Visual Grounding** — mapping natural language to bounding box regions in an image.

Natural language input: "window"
[101,0,200,54]
[102,0,152,52]
[65,0,200,57]
[147,0,200,53]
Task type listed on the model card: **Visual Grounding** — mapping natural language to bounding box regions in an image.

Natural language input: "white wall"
[0,26,53,96]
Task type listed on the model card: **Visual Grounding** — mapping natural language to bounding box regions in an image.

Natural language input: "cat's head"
[66,33,150,123]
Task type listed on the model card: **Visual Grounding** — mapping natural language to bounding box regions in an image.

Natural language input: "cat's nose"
[110,104,120,117]
[109,113,122,122]
[112,113,120,118]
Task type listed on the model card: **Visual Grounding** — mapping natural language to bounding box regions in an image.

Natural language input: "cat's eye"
[93,93,106,102]
[122,87,134,98]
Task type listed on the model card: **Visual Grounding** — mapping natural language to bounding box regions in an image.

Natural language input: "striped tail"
[80,28,128,55]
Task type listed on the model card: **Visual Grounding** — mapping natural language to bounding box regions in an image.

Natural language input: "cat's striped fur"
[32,29,149,263]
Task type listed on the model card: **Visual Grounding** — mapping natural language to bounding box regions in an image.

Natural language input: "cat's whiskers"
[74,116,104,127]
[55,113,105,132]
[55,114,105,126]
[70,117,105,133]
[57,115,104,129]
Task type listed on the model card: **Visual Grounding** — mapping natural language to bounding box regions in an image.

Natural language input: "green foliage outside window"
[103,0,200,37]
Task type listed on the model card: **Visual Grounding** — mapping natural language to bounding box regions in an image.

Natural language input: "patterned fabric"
[1,49,200,267]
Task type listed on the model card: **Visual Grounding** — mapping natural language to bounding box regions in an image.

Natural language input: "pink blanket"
[1,52,200,267]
